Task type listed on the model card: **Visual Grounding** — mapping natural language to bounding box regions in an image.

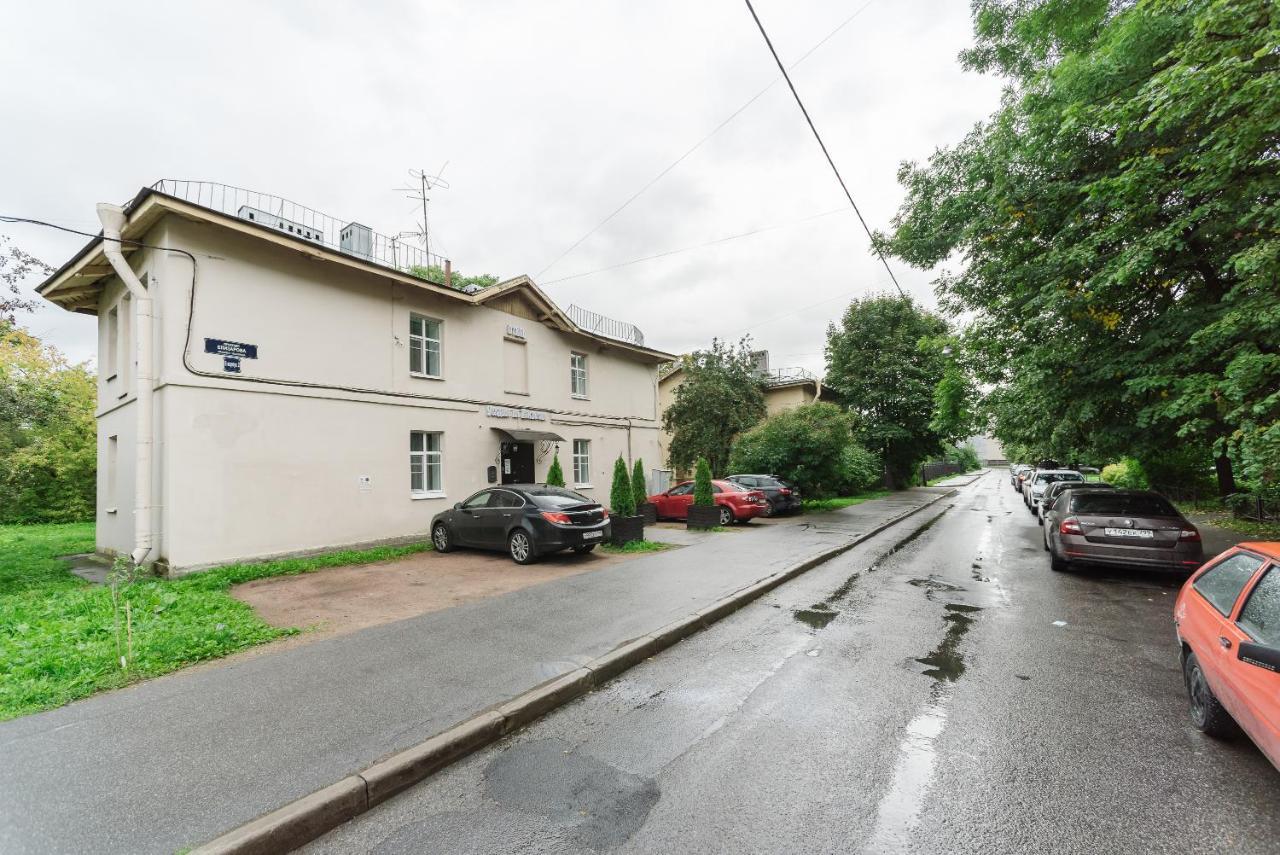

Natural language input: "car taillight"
[779,488,792,495]
[541,511,572,524]
[1060,517,1083,535]
[1179,526,1200,542]
[600,508,609,519]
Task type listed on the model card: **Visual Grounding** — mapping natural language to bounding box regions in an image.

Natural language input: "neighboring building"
[968,434,1007,466]
[657,351,830,474]
[37,180,673,573]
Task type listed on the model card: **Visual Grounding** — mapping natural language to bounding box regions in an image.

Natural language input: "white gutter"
[97,203,155,566]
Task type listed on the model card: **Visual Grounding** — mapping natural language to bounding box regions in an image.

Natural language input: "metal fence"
[760,367,817,386]
[148,179,450,280]
[565,304,645,347]
[920,461,966,484]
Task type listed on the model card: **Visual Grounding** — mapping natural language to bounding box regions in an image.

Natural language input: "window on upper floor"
[571,352,588,399]
[105,305,119,379]
[504,337,528,395]
[409,314,442,378]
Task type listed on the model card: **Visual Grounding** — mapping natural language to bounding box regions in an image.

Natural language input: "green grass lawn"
[599,539,673,554]
[801,490,892,512]
[0,523,430,722]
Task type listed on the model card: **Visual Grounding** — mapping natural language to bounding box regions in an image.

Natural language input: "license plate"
[1104,528,1153,539]
[582,531,602,540]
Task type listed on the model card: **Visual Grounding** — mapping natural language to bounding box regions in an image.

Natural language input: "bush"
[631,458,648,508]
[1101,457,1149,489]
[944,444,982,472]
[610,456,635,516]
[837,443,882,494]
[546,453,565,488]
[728,402,867,498]
[693,458,714,506]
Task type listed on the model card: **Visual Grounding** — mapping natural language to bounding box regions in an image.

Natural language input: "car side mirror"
[453,502,463,510]
[1238,642,1280,673]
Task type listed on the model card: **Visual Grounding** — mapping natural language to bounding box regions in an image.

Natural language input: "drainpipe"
[97,203,155,566]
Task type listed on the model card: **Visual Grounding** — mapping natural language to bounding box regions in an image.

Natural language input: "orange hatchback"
[1174,543,1280,770]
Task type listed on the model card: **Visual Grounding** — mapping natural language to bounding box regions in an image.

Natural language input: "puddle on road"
[913,604,981,682]
[793,606,839,630]
[862,688,949,853]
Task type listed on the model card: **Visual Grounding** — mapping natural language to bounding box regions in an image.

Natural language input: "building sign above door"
[505,324,526,340]
[204,338,259,360]
[485,405,547,421]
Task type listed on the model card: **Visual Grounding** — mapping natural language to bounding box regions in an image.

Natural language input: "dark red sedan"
[648,479,768,525]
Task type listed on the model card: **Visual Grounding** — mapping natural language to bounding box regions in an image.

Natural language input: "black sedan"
[430,485,610,564]
[726,474,802,516]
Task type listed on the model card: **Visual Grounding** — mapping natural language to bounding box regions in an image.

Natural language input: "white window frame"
[572,439,591,487]
[409,314,443,379]
[570,352,589,399]
[410,431,444,498]
[105,305,119,380]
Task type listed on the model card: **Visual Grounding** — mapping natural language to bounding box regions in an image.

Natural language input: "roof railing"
[565,303,645,347]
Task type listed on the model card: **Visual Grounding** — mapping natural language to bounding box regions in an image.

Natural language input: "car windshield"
[1036,472,1082,484]
[1071,493,1179,517]
[526,487,595,509]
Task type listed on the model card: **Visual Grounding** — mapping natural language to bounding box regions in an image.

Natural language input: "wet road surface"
[307,473,1279,854]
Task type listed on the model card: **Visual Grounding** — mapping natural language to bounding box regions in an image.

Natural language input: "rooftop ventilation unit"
[237,206,323,244]
[339,223,374,261]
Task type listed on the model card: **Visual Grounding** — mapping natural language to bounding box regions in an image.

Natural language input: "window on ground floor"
[572,439,591,486]
[410,431,443,495]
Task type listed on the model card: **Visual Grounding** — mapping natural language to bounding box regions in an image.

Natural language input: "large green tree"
[883,0,1279,495]
[0,323,97,523]
[662,338,766,475]
[825,295,949,487]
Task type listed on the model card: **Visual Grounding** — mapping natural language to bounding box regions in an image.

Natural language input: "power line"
[741,0,905,298]
[534,0,879,279]
[542,208,848,285]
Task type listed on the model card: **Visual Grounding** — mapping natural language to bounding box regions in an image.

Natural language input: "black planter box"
[687,504,721,530]
[610,514,645,546]
[638,502,658,526]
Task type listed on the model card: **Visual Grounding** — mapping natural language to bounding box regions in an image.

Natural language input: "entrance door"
[501,442,536,485]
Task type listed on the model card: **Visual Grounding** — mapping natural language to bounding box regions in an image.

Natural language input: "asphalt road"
[308,472,1279,854]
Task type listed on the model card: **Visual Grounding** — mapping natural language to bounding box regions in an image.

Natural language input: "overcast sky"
[1,0,1001,374]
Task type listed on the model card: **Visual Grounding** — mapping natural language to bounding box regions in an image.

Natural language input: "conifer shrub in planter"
[687,457,721,529]
[609,455,644,546]
[632,457,657,525]
[547,452,566,488]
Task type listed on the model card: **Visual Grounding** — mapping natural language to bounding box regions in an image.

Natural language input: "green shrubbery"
[631,459,648,508]
[609,456,636,516]
[1101,457,1149,489]
[944,444,982,473]
[729,402,879,498]
[693,458,714,506]
[546,453,566,488]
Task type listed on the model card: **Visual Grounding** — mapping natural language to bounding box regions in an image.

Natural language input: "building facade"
[38,183,672,573]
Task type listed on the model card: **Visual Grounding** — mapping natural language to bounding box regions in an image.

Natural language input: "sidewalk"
[0,489,952,854]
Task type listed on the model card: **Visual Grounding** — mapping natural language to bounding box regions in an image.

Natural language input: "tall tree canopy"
[662,338,766,475]
[883,0,1279,494]
[825,295,949,487]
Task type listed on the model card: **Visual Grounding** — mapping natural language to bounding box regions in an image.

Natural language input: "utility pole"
[395,164,450,264]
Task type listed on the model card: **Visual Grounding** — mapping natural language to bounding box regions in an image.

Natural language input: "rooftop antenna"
[394,163,450,263]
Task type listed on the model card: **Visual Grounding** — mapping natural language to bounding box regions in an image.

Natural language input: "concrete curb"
[190,490,954,855]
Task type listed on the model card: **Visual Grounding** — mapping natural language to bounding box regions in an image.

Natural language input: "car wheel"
[1049,545,1071,572]
[432,523,454,553]
[1184,651,1236,737]
[572,544,596,554]
[1035,506,1043,525]
[1042,526,1050,552]
[718,506,734,526]
[762,502,776,518]
[508,530,537,565]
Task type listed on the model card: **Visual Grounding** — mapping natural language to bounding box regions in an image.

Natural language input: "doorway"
[500,442,535,484]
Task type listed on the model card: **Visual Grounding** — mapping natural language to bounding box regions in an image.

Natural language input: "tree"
[693,458,714,507]
[928,338,981,446]
[661,338,766,475]
[609,455,635,516]
[410,264,500,292]
[882,0,1279,496]
[825,295,949,487]
[0,323,97,523]
[729,402,870,498]
[0,235,49,323]
[631,458,648,508]
[546,452,565,487]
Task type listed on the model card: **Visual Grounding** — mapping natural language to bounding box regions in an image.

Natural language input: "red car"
[1173,543,1280,769]
[648,479,768,525]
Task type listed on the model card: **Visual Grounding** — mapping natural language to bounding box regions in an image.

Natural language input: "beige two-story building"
[38,180,673,573]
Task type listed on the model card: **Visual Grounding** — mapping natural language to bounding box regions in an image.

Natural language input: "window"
[1239,567,1280,646]
[119,294,132,394]
[503,338,528,394]
[1194,552,1265,616]
[409,314,442,377]
[106,435,118,507]
[572,439,590,485]
[410,431,443,495]
[668,483,694,496]
[462,490,492,509]
[105,306,119,379]
[487,490,525,509]
[570,352,588,398]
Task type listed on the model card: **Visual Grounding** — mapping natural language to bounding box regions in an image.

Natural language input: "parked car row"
[1009,462,1280,773]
